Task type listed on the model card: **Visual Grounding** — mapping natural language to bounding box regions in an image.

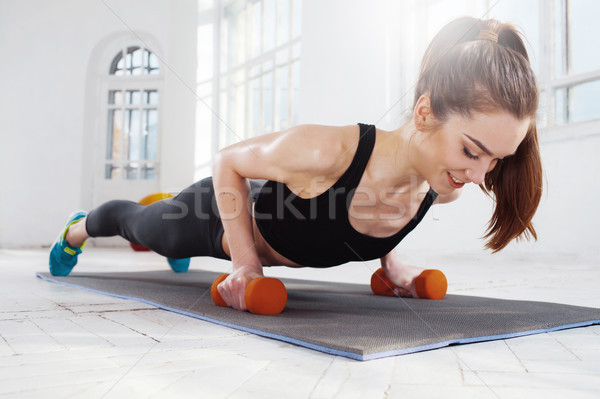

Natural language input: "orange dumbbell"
[370,267,447,300]
[210,274,287,315]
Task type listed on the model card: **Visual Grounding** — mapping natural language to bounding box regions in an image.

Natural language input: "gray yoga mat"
[37,270,600,361]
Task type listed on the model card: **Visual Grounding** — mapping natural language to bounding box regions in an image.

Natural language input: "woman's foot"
[167,257,190,273]
[49,211,88,276]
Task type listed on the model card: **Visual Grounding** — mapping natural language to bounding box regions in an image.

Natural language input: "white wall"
[299,0,404,130]
[0,0,197,248]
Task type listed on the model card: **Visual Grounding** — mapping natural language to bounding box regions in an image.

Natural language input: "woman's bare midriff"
[220,204,304,268]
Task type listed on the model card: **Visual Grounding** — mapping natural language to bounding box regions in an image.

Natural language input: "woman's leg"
[65,218,88,247]
[85,177,230,260]
[51,177,266,276]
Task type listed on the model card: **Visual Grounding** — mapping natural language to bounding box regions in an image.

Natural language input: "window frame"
[215,0,302,149]
[412,0,600,142]
[537,0,600,141]
[104,46,163,181]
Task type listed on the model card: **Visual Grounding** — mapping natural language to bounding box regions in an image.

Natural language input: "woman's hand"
[216,264,264,311]
[380,251,423,298]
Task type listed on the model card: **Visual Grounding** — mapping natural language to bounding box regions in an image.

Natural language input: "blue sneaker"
[167,257,190,273]
[49,211,88,276]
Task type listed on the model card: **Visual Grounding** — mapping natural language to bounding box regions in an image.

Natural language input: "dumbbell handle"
[211,274,287,315]
[371,268,447,300]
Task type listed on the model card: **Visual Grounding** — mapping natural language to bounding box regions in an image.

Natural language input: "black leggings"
[86,177,263,260]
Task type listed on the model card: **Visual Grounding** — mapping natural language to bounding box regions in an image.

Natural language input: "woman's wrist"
[231,262,264,278]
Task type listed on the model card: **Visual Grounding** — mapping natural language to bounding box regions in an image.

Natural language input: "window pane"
[555,80,600,124]
[555,87,567,124]
[108,90,123,105]
[234,83,246,139]
[263,59,273,72]
[105,164,121,179]
[569,80,600,123]
[537,90,548,128]
[292,0,302,39]
[107,109,122,160]
[111,48,158,76]
[250,77,261,136]
[125,48,133,75]
[143,109,158,160]
[554,0,566,76]
[251,1,262,58]
[144,90,159,105]
[125,163,138,179]
[142,163,156,180]
[126,47,143,76]
[109,51,124,76]
[263,70,274,133]
[148,51,160,75]
[277,65,290,131]
[264,0,276,52]
[125,109,140,161]
[126,90,141,105]
[219,0,301,143]
[250,64,261,79]
[142,49,160,75]
[569,0,600,74]
[234,9,247,67]
[219,89,228,145]
[292,60,300,125]
[197,24,213,81]
[143,49,150,74]
[276,48,290,66]
[277,0,291,46]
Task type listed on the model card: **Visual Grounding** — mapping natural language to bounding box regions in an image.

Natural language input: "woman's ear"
[413,94,434,131]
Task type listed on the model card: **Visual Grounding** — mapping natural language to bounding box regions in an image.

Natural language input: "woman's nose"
[466,158,498,185]
[465,169,485,185]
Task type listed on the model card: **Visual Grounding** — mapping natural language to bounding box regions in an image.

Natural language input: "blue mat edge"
[36,273,600,362]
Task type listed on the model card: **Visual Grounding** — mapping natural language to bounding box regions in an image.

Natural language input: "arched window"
[105,46,161,180]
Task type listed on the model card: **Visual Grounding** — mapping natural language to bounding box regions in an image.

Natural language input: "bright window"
[218,0,302,147]
[551,0,600,125]
[105,47,161,180]
[489,0,600,127]
[419,0,600,131]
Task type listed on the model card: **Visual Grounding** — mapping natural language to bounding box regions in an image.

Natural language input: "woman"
[50,17,542,311]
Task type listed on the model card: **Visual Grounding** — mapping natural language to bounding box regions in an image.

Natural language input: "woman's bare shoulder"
[214,124,360,184]
[278,124,359,172]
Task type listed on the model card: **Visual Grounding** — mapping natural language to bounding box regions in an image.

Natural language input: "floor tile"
[0,247,598,398]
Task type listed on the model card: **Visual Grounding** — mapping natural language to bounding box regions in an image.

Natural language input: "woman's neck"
[382,121,427,189]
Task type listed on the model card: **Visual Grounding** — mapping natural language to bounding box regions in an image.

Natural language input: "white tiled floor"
[1,247,599,398]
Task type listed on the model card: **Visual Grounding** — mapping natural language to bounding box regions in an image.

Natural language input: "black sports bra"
[254,123,438,267]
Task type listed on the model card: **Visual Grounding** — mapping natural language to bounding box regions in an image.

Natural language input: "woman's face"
[421,111,530,195]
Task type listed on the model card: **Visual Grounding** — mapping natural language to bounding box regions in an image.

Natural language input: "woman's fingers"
[391,286,413,298]
[217,272,254,311]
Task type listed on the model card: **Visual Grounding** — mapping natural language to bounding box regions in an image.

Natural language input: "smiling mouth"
[450,174,463,184]
[447,172,465,188]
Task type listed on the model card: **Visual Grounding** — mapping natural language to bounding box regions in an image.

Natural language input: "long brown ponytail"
[415,17,542,252]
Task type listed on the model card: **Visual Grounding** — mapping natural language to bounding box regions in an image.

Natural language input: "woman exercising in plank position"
[50,17,542,312]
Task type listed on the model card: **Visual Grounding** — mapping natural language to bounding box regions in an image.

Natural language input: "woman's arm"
[212,155,263,310]
[212,124,353,310]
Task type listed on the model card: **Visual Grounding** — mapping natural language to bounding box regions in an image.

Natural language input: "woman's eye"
[462,147,479,160]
